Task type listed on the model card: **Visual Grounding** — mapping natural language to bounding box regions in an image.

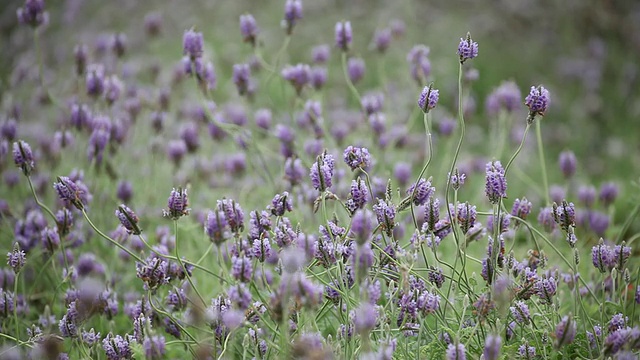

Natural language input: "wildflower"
[283,0,303,35]
[407,45,431,84]
[115,205,141,235]
[373,28,392,53]
[456,202,477,234]
[517,342,536,359]
[240,14,259,46]
[143,335,165,360]
[428,267,444,288]
[82,328,101,346]
[17,0,48,28]
[13,140,35,176]
[511,197,532,221]
[311,44,330,64]
[457,32,478,63]
[231,255,253,283]
[53,176,84,210]
[612,244,631,270]
[86,64,106,98]
[346,178,368,213]
[347,57,365,84]
[343,146,371,171]
[535,277,557,305]
[510,300,531,325]
[217,198,244,234]
[255,108,272,130]
[59,301,79,337]
[406,178,435,207]
[423,197,440,233]
[446,343,466,360]
[558,150,577,179]
[524,85,550,123]
[309,151,334,192]
[484,334,502,360]
[485,161,507,204]
[282,63,311,95]
[608,313,628,333]
[183,29,204,60]
[102,333,133,360]
[555,316,577,348]
[448,169,466,190]
[40,227,60,253]
[163,188,189,220]
[7,244,26,273]
[418,84,439,113]
[351,209,374,245]
[485,81,521,115]
[232,63,252,96]
[373,199,396,236]
[538,206,556,233]
[335,21,352,51]
[354,303,377,335]
[552,201,575,233]
[136,257,170,291]
[269,192,293,216]
[599,182,619,207]
[592,241,612,273]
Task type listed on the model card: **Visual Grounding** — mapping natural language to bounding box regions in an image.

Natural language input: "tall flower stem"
[410,111,433,231]
[173,220,206,307]
[341,52,362,106]
[535,120,550,205]
[81,209,146,264]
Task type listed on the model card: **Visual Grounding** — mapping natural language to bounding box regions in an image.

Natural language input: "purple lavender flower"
[485,161,507,204]
[310,66,327,90]
[510,300,531,325]
[457,32,478,63]
[407,178,435,207]
[183,29,204,60]
[483,334,502,360]
[103,75,123,105]
[485,81,521,115]
[110,33,127,58]
[311,44,330,64]
[599,182,619,207]
[87,127,109,166]
[456,201,477,234]
[7,245,26,273]
[612,244,631,270]
[407,45,431,84]
[535,277,557,305]
[1,119,16,140]
[446,343,466,360]
[58,301,78,337]
[608,313,628,333]
[283,0,303,35]
[163,188,189,220]
[553,201,575,233]
[354,303,377,335]
[231,255,253,283]
[393,162,411,186]
[351,209,374,245]
[102,334,133,360]
[217,198,244,234]
[240,14,259,46]
[269,192,293,216]
[17,0,48,28]
[82,328,101,346]
[310,151,334,192]
[578,185,597,207]
[558,150,577,179]
[143,335,165,360]
[538,206,556,233]
[40,227,60,253]
[428,267,444,288]
[448,169,466,191]
[588,211,609,237]
[418,84,439,113]
[232,63,252,96]
[228,283,252,310]
[53,176,84,210]
[282,63,311,95]
[12,140,34,176]
[136,257,169,290]
[423,197,440,233]
[524,85,550,123]
[86,64,106,98]
[115,205,141,235]
[343,146,371,171]
[347,57,366,84]
[373,28,392,53]
[555,315,577,348]
[518,342,536,359]
[373,199,396,237]
[335,21,352,51]
[511,197,532,221]
[254,109,272,130]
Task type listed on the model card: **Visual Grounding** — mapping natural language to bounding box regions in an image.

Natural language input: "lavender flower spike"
[457,32,478,64]
[283,0,303,35]
[115,205,142,235]
[7,244,26,274]
[524,85,550,123]
[555,315,577,348]
[335,21,352,51]
[54,176,84,210]
[446,343,466,360]
[418,83,439,113]
[240,14,259,46]
[183,29,204,60]
[13,140,35,176]
[485,161,507,204]
[483,334,502,360]
[309,151,335,192]
[163,188,189,220]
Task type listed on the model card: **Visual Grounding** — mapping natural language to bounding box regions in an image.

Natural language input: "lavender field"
[2,0,640,359]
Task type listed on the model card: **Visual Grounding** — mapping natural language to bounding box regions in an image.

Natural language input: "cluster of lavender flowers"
[0,0,637,359]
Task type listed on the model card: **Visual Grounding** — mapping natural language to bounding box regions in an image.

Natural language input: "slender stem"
[504,124,531,175]
[13,270,20,340]
[535,120,550,205]
[341,52,362,106]
[410,111,433,231]
[173,220,206,307]
[81,209,146,264]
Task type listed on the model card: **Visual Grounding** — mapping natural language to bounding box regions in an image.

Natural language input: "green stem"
[173,220,206,307]
[410,111,433,231]
[81,209,146,264]
[341,52,362,106]
[535,120,550,205]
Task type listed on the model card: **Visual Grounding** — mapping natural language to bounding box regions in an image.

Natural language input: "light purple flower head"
[483,334,502,360]
[54,176,84,210]
[446,343,466,360]
[347,57,365,84]
[282,63,311,95]
[240,14,259,46]
[309,151,335,192]
[163,188,189,220]
[485,161,507,204]
[17,0,48,28]
[283,0,303,35]
[183,29,204,60]
[457,32,478,63]
[418,84,439,113]
[115,205,141,235]
[232,63,252,96]
[373,28,392,53]
[311,44,330,64]
[558,150,577,179]
[599,182,619,207]
[485,81,521,115]
[524,85,550,123]
[343,146,371,171]
[555,315,577,348]
[13,140,35,176]
[335,21,352,51]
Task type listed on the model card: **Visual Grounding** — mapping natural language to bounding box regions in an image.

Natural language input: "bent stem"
[341,52,362,106]
[81,209,146,264]
[173,220,206,308]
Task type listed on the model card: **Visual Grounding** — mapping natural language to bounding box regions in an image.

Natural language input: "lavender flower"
[524,85,550,123]
[311,44,330,64]
[231,255,253,283]
[136,257,169,291]
[599,182,619,207]
[232,63,252,96]
[283,0,303,35]
[428,267,444,288]
[483,334,502,360]
[13,140,34,176]
[102,334,133,360]
[423,197,440,233]
[373,199,396,236]
[217,198,244,234]
[53,176,84,210]
[612,244,631,270]
[143,335,165,360]
[518,342,536,359]
[418,84,439,113]
[510,300,531,325]
[448,169,466,190]
[183,29,204,60]
[407,45,431,84]
[310,151,334,192]
[86,64,106,97]
[17,0,48,28]
[485,161,507,204]
[115,205,141,235]
[343,146,371,171]
[240,14,259,46]
[7,245,26,273]
[282,63,311,95]
[511,198,532,221]
[373,28,392,53]
[446,343,466,360]
[335,21,352,51]
[559,150,577,179]
[592,242,612,273]
[485,81,522,115]
[347,57,366,84]
[163,188,189,220]
[457,32,478,63]
[555,315,577,348]
[456,201,477,234]
[269,192,293,216]
[553,201,575,233]
[59,301,78,337]
[535,277,557,305]
[406,178,435,207]
[82,328,101,346]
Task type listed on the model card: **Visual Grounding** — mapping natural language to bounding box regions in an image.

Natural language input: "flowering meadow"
[2,0,640,359]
